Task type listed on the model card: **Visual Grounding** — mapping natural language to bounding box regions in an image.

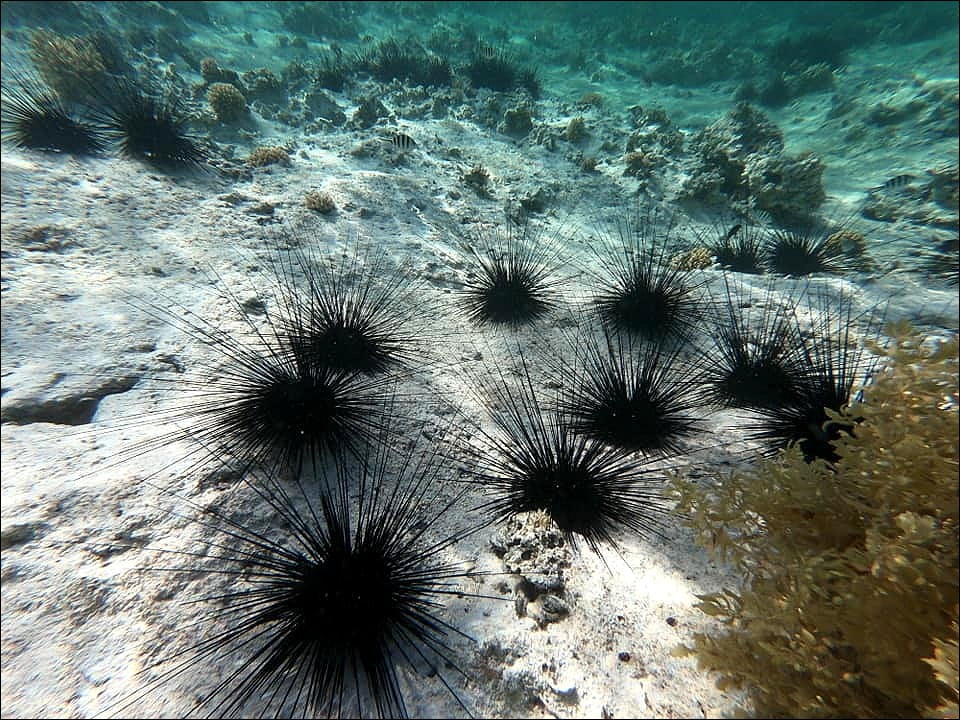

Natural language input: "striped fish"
[871,174,916,192]
[390,131,416,151]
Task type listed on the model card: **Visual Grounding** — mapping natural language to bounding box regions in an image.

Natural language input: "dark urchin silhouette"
[356,38,453,87]
[106,247,401,482]
[89,75,206,170]
[921,236,959,287]
[464,43,540,97]
[702,220,766,274]
[588,207,704,342]
[744,287,881,463]
[463,351,672,555]
[702,277,812,411]
[120,418,484,718]
[273,233,441,375]
[552,325,703,456]
[0,71,105,154]
[764,226,857,276]
[457,220,565,328]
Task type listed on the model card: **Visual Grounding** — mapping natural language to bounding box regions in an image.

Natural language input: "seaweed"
[673,322,959,717]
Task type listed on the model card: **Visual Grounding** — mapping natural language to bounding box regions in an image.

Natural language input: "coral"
[491,511,573,628]
[674,323,959,718]
[623,150,659,178]
[744,151,826,225]
[576,92,603,108]
[199,57,242,89]
[304,190,336,214]
[29,29,106,102]
[240,68,286,104]
[669,246,714,270]
[206,82,246,123]
[579,155,598,173]
[245,146,290,168]
[683,103,825,224]
[564,116,587,143]
[304,89,346,125]
[501,105,533,137]
[352,96,390,128]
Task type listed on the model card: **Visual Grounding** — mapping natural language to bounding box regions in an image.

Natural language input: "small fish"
[725,224,742,242]
[872,174,915,192]
[390,132,416,151]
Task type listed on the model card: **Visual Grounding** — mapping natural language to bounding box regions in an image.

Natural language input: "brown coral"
[669,247,714,270]
[304,190,336,214]
[623,150,658,178]
[29,30,106,101]
[564,116,587,143]
[207,83,247,123]
[246,146,291,168]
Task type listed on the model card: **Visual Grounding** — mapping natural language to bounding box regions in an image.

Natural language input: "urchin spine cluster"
[276,238,439,375]
[706,281,881,463]
[457,220,565,328]
[106,233,483,718]
[0,71,105,154]
[587,209,704,342]
[553,325,703,456]
[463,351,672,556]
[702,277,812,411]
[2,60,205,170]
[129,423,480,719]
[88,75,206,169]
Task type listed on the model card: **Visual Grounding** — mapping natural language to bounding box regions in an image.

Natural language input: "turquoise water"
[1,2,958,718]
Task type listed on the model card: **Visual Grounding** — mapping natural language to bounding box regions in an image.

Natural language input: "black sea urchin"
[90,76,206,169]
[744,287,881,463]
[465,43,540,97]
[457,220,565,328]
[100,243,403,482]
[553,326,703,456]
[0,72,104,154]
[764,226,859,276]
[702,277,812,411]
[588,208,704,342]
[703,221,766,274]
[357,38,453,87]
[273,233,440,375]
[464,351,671,555]
[120,418,483,718]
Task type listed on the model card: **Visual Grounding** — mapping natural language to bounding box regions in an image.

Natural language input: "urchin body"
[587,209,704,342]
[90,77,206,169]
[458,222,565,328]
[556,329,702,455]
[465,354,671,555]
[1,73,105,154]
